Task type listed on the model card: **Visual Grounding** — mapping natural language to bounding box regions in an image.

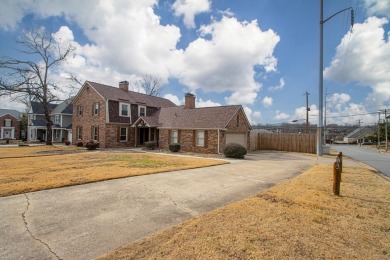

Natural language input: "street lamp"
[317,0,354,156]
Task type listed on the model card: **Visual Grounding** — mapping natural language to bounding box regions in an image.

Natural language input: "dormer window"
[120,103,130,117]
[54,115,60,124]
[139,106,146,117]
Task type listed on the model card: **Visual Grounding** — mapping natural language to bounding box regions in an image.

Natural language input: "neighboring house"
[0,109,21,140]
[73,81,252,153]
[27,99,73,142]
[343,126,376,144]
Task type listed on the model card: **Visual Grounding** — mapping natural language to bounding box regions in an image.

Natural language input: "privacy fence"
[250,132,316,154]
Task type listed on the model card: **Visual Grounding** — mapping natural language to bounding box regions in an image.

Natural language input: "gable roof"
[30,102,58,114]
[51,97,74,114]
[0,109,21,119]
[157,105,249,129]
[133,110,160,127]
[85,81,176,108]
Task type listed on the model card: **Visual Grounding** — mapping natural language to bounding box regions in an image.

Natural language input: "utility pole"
[304,91,310,133]
[378,111,381,150]
[318,1,353,156]
[385,109,388,151]
[324,88,327,144]
[356,119,362,128]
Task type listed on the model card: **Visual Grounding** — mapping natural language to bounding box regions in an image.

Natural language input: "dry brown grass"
[100,165,390,259]
[0,149,226,196]
[0,145,82,158]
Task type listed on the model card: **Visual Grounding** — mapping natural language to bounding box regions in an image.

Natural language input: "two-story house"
[0,109,21,140]
[73,81,252,153]
[27,99,73,142]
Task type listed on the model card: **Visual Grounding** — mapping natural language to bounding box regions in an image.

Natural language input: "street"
[332,145,390,178]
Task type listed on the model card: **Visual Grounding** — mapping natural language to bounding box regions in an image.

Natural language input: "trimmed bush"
[169,143,180,152]
[77,141,84,147]
[64,140,71,146]
[224,143,247,159]
[145,141,157,150]
[85,140,99,150]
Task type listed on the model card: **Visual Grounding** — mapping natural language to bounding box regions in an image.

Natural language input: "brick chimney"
[184,93,195,109]
[119,81,129,91]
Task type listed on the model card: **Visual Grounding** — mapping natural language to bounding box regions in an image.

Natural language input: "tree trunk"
[46,116,53,145]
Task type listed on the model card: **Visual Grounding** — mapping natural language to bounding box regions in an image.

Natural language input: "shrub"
[64,140,71,146]
[169,143,180,152]
[77,141,84,147]
[224,143,247,159]
[145,141,157,150]
[85,140,99,150]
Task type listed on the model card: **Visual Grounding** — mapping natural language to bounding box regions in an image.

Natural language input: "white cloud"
[243,106,261,124]
[273,110,290,121]
[196,98,221,107]
[261,96,273,107]
[292,105,318,125]
[163,93,182,105]
[324,17,390,108]
[268,77,285,91]
[175,16,280,105]
[172,0,211,28]
[364,0,390,18]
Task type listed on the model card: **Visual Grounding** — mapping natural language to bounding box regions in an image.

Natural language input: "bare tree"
[135,74,164,96]
[0,29,76,145]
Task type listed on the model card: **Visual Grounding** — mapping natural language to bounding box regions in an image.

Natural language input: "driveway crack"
[22,193,62,260]
[136,181,198,217]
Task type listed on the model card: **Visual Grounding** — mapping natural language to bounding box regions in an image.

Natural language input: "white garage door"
[226,133,247,147]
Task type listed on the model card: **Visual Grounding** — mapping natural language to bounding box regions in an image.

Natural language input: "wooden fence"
[250,132,316,154]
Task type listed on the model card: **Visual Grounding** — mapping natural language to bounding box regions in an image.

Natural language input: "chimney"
[184,93,195,109]
[119,81,129,91]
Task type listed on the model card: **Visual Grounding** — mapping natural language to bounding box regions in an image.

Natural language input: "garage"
[225,133,247,147]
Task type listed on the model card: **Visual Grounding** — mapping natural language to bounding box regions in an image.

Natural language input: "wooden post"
[333,162,341,196]
[339,152,343,173]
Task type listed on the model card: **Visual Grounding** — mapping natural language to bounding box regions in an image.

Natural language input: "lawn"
[0,147,227,196]
[99,164,390,259]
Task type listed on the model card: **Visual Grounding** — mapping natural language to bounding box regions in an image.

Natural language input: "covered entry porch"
[132,116,159,147]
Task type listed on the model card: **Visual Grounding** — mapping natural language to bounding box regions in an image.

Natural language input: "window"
[54,115,60,124]
[120,127,127,142]
[4,119,11,127]
[197,130,205,147]
[77,126,82,140]
[171,130,178,143]
[139,106,146,117]
[120,103,130,117]
[92,126,99,141]
[237,114,239,126]
[93,103,99,115]
[78,105,83,116]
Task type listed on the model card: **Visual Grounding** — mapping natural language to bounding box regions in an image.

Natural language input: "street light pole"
[318,0,353,156]
[317,0,324,156]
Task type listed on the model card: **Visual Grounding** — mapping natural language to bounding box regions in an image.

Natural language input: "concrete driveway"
[0,151,316,260]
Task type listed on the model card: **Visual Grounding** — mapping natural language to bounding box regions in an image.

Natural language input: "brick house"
[73,81,251,153]
[0,109,21,140]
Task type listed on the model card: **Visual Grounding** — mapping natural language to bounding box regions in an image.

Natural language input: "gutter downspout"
[217,129,220,154]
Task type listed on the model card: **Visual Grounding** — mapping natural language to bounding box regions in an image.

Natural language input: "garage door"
[225,133,247,147]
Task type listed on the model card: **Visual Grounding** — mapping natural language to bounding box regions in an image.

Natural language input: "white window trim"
[77,127,82,140]
[54,115,60,124]
[171,130,178,144]
[120,102,130,117]
[120,127,128,142]
[196,130,205,147]
[4,119,12,127]
[138,105,146,117]
[94,103,99,115]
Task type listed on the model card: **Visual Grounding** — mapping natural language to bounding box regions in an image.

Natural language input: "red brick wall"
[159,129,221,154]
[72,84,107,146]
[0,115,20,139]
[104,124,135,148]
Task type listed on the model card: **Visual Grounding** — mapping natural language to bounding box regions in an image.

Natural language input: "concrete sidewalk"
[0,151,366,260]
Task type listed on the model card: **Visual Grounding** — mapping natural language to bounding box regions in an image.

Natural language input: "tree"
[134,74,164,96]
[0,29,76,145]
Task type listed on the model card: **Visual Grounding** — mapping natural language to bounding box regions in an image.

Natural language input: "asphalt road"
[331,145,390,177]
[0,151,315,260]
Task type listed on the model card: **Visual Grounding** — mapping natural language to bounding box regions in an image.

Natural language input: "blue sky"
[0,0,389,126]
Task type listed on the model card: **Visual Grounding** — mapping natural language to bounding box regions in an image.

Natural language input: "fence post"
[333,162,341,196]
[339,152,343,173]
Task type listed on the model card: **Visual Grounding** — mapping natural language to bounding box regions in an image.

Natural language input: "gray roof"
[157,105,244,129]
[30,119,47,127]
[30,102,57,114]
[0,109,21,119]
[85,81,176,108]
[51,98,73,114]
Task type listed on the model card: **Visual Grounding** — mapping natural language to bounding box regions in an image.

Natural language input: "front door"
[4,130,12,139]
